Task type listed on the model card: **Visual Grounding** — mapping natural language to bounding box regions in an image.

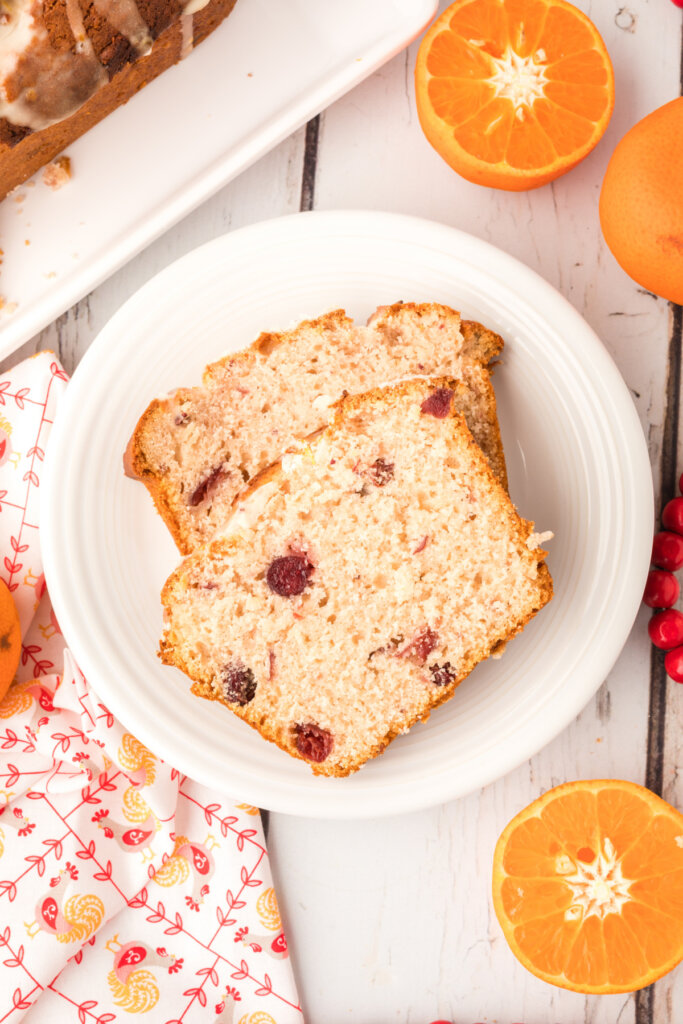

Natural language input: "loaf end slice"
[160,377,552,777]
[126,302,507,554]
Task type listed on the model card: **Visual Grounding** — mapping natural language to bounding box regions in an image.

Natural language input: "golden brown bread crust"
[159,376,552,777]
[126,303,508,554]
[0,0,238,201]
[460,318,505,365]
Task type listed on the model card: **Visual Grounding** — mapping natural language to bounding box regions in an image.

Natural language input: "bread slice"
[125,303,507,554]
[160,378,552,778]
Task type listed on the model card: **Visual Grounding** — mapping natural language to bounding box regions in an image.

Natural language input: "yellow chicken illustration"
[234,887,288,959]
[117,733,157,788]
[152,832,219,909]
[0,678,55,720]
[92,786,160,862]
[106,933,183,1013]
[24,862,104,942]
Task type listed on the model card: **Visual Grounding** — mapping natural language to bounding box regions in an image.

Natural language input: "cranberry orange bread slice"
[160,378,552,778]
[126,302,507,554]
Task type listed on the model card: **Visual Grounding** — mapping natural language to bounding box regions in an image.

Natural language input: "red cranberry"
[662,497,683,535]
[399,628,439,664]
[367,458,394,486]
[430,662,456,687]
[648,609,683,650]
[671,0,683,9]
[420,388,453,418]
[188,465,227,507]
[220,664,256,705]
[652,531,683,571]
[266,555,313,597]
[294,723,333,762]
[665,645,683,682]
[643,569,680,608]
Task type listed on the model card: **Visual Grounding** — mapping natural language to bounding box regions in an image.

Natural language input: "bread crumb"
[42,155,72,191]
[527,530,553,550]
[0,297,18,315]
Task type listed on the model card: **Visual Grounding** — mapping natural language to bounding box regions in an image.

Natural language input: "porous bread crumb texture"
[42,154,71,190]
[160,377,552,778]
[128,302,508,554]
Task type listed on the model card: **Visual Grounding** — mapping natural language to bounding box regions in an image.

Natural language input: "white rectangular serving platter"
[0,0,437,361]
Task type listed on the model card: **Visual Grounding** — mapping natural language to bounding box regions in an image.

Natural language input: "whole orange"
[600,98,683,304]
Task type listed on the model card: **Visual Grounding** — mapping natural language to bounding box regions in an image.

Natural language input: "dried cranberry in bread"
[0,0,238,201]
[126,302,508,554]
[160,377,552,778]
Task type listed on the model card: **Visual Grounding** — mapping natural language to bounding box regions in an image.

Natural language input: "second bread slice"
[126,302,507,554]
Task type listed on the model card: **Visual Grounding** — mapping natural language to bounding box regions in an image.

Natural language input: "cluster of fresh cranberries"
[643,481,683,681]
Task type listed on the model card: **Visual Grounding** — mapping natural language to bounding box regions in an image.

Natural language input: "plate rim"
[41,209,654,819]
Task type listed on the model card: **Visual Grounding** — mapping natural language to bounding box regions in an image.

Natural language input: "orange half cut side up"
[492,780,683,993]
[415,0,615,191]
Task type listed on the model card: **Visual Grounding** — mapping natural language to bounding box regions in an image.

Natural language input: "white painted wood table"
[6,1,683,1020]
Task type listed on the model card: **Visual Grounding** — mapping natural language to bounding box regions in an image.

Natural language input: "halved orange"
[415,0,615,191]
[492,780,683,993]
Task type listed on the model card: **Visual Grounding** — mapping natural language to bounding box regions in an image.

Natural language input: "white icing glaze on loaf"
[0,0,209,130]
[93,0,152,56]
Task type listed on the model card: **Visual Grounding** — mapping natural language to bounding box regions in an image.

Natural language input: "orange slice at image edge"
[492,780,683,993]
[415,0,615,191]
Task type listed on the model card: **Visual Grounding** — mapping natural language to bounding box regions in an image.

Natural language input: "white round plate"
[42,210,653,819]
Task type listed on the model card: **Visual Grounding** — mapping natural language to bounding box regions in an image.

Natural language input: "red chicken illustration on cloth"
[72,749,112,781]
[151,832,218,909]
[0,805,35,857]
[24,861,104,941]
[234,887,288,960]
[92,786,160,862]
[105,933,183,1013]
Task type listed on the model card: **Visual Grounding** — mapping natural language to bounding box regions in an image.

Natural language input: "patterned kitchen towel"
[0,353,302,1023]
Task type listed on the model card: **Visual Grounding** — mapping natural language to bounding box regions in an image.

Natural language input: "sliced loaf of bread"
[160,378,552,777]
[126,303,507,554]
